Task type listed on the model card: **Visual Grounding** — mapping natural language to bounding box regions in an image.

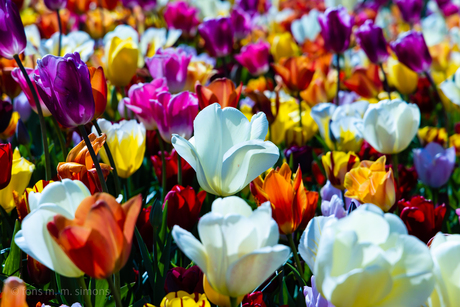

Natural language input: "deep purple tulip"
[355,20,389,64]
[0,0,27,59]
[164,1,200,36]
[164,266,204,294]
[390,31,432,73]
[34,52,95,128]
[44,0,67,11]
[413,142,456,188]
[231,8,252,40]
[436,0,459,16]
[394,0,423,24]
[0,100,13,133]
[235,42,270,75]
[284,145,313,174]
[198,17,234,58]
[318,6,354,54]
[122,0,156,10]
[146,48,192,93]
[235,0,270,14]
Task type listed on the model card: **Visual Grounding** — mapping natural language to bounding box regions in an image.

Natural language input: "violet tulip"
[390,31,432,74]
[44,0,67,11]
[355,20,389,64]
[122,0,156,10]
[125,78,168,130]
[321,195,346,219]
[235,42,270,76]
[34,52,95,128]
[413,142,456,188]
[235,0,270,14]
[394,0,423,25]
[146,48,192,93]
[231,8,252,40]
[318,6,354,54]
[0,0,27,59]
[198,17,234,58]
[164,1,200,36]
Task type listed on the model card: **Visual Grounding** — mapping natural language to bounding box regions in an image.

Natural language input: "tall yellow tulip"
[104,36,139,87]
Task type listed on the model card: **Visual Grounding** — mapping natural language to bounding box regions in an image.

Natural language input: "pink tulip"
[235,41,270,76]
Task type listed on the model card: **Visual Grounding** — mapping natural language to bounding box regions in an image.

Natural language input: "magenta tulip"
[0,0,27,59]
[318,6,354,54]
[164,1,200,36]
[198,17,234,57]
[235,42,270,75]
[390,31,432,73]
[355,20,389,64]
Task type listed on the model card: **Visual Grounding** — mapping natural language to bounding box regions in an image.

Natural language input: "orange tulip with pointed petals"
[47,193,142,279]
[272,56,316,93]
[0,277,27,307]
[250,163,318,235]
[195,78,243,109]
[89,67,108,120]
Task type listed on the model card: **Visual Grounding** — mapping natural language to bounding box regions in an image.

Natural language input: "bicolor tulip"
[250,163,318,234]
[39,31,95,61]
[394,0,423,24]
[0,143,12,190]
[164,185,206,231]
[172,104,279,196]
[164,1,200,36]
[172,196,290,297]
[195,78,242,109]
[321,151,360,190]
[34,52,95,128]
[103,36,139,86]
[160,291,210,307]
[151,150,195,192]
[0,0,27,59]
[164,266,204,294]
[235,42,270,76]
[92,119,146,178]
[413,143,455,188]
[272,56,315,93]
[44,0,67,10]
[417,126,447,147]
[355,20,389,64]
[318,6,354,54]
[140,27,182,58]
[88,66,107,120]
[344,156,396,211]
[14,180,53,222]
[390,31,432,74]
[386,57,419,95]
[198,17,234,58]
[362,99,420,154]
[0,276,27,307]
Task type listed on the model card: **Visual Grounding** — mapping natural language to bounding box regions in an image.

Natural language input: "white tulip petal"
[249,112,269,141]
[165,29,182,47]
[440,80,460,105]
[384,213,408,235]
[250,202,279,247]
[212,196,253,217]
[172,225,208,274]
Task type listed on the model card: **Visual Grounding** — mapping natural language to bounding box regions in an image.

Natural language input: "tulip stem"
[379,63,391,99]
[425,72,449,132]
[56,9,63,56]
[177,154,182,186]
[229,297,239,307]
[157,132,167,201]
[287,234,304,278]
[107,275,123,307]
[335,54,340,106]
[51,116,67,157]
[297,93,303,128]
[391,154,399,182]
[93,119,121,197]
[76,276,93,307]
[13,54,52,181]
[79,125,109,193]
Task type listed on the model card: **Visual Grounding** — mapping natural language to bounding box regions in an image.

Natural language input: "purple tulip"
[321,195,346,219]
[0,0,27,59]
[118,97,134,119]
[318,6,354,54]
[320,180,356,209]
[198,17,234,58]
[44,0,67,10]
[151,91,199,143]
[413,142,456,188]
[146,48,192,93]
[122,0,156,10]
[235,0,270,14]
[436,0,459,16]
[34,52,95,128]
[235,42,269,75]
[304,276,335,307]
[355,20,389,64]
[125,78,168,130]
[231,8,252,40]
[13,92,32,122]
[164,1,200,36]
[394,0,423,24]
[390,31,432,73]
[284,145,313,174]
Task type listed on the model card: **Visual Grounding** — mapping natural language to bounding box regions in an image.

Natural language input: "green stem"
[157,132,167,201]
[13,54,51,181]
[391,154,399,182]
[56,9,63,56]
[379,63,391,99]
[177,153,182,186]
[229,297,239,307]
[287,234,304,277]
[115,272,121,295]
[298,93,303,128]
[76,276,93,307]
[106,275,123,307]
[79,125,109,193]
[335,54,341,106]
[51,116,67,157]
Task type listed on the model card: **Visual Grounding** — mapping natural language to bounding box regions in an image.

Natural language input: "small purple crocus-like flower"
[321,195,346,219]
[151,91,199,143]
[34,52,95,128]
[0,0,27,59]
[413,142,456,188]
[355,20,389,64]
[231,7,252,40]
[394,0,423,24]
[164,1,200,36]
[304,276,335,307]
[320,180,356,209]
[235,42,270,76]
[390,31,432,74]
[198,17,234,58]
[318,6,354,54]
[44,0,67,11]
[125,78,168,130]
[146,48,192,93]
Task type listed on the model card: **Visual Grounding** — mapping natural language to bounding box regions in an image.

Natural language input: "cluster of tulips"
[2,0,460,306]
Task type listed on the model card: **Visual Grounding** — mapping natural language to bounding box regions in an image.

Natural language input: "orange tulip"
[343,64,382,99]
[195,78,243,109]
[89,67,108,120]
[300,70,336,107]
[322,151,360,190]
[344,156,396,212]
[250,163,318,235]
[272,56,315,93]
[0,277,27,307]
[57,133,112,194]
[47,193,143,279]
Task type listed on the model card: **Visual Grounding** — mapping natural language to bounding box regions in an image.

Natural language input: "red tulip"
[151,150,194,192]
[242,292,266,307]
[0,143,13,190]
[164,266,204,294]
[164,185,206,231]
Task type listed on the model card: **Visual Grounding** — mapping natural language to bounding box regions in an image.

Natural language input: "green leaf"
[3,220,21,277]
[134,227,155,294]
[105,282,135,307]
[90,278,109,307]
[285,262,307,287]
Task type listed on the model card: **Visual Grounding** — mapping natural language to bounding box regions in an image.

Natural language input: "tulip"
[235,42,270,76]
[304,276,335,307]
[164,185,206,231]
[122,0,156,10]
[269,33,299,63]
[321,151,360,190]
[140,27,182,58]
[0,106,19,141]
[413,143,455,188]
[318,6,354,54]
[355,20,389,64]
[0,276,27,307]
[417,126,447,147]
[321,195,346,219]
[164,266,204,294]
[272,56,315,93]
[283,145,313,174]
[146,48,192,93]
[394,0,423,24]
[125,78,169,130]
[13,92,31,122]
[172,104,279,196]
[362,99,420,154]
[230,8,251,40]
[440,67,460,106]
[88,66,107,120]
[300,205,435,307]
[195,78,242,109]
[0,0,27,59]
[151,150,195,192]
[398,196,446,243]
[160,291,210,307]
[235,0,269,14]
[183,61,215,92]
[15,180,87,277]
[386,57,419,95]
[1,65,22,99]
[198,17,234,58]
[13,180,54,222]
[39,31,96,65]
[164,1,200,36]
[104,36,139,87]
[241,292,266,307]
[172,196,290,297]
[344,156,396,211]
[390,31,432,74]
[0,143,12,190]
[92,119,146,178]
[44,0,67,10]
[250,163,318,234]
[34,53,95,128]
[291,9,321,44]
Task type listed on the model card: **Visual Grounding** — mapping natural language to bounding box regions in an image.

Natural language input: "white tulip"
[362,99,420,154]
[440,68,460,106]
[40,31,95,62]
[140,28,182,57]
[325,0,359,11]
[172,103,280,196]
[291,9,321,44]
[15,180,90,277]
[172,196,290,297]
[300,204,435,307]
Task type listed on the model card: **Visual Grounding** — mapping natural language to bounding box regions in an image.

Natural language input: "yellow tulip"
[203,275,244,307]
[0,148,34,213]
[183,61,215,92]
[104,36,139,86]
[321,151,360,190]
[387,56,419,95]
[269,33,299,63]
[160,291,211,307]
[417,126,447,147]
[449,134,460,155]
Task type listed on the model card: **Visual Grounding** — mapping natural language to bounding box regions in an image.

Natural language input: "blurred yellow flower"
[104,36,139,87]
[387,56,418,95]
[418,126,447,147]
[183,61,215,92]
[322,151,360,190]
[269,33,299,63]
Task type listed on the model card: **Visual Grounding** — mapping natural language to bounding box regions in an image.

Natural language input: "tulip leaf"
[285,262,307,287]
[2,220,21,277]
[105,282,135,307]
[134,227,156,295]
[90,278,109,307]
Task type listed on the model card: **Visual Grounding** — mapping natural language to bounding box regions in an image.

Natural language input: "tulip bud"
[0,0,27,59]
[355,20,389,64]
[318,6,354,54]
[321,151,360,190]
[198,17,234,58]
[390,31,432,74]
[164,185,206,231]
